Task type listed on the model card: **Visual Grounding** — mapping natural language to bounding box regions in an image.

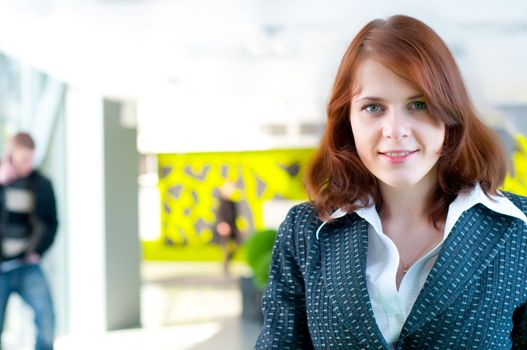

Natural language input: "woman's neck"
[378,173,438,229]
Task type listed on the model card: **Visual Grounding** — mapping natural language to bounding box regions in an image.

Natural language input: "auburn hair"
[306,15,507,222]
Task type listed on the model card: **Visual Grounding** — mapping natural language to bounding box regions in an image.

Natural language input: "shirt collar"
[444,183,527,237]
[317,184,527,240]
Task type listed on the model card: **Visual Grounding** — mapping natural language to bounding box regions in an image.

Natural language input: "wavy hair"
[306,15,506,222]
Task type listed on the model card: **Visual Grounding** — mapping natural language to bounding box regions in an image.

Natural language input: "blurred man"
[0,132,58,350]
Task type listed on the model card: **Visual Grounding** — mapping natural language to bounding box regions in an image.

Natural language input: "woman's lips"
[378,150,418,163]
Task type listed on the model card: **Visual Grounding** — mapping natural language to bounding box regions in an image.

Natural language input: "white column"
[64,87,107,333]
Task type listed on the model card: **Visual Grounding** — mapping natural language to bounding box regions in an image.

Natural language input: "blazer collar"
[319,215,389,349]
[398,204,519,340]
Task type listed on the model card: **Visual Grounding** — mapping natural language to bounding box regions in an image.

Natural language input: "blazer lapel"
[320,215,388,348]
[399,204,518,339]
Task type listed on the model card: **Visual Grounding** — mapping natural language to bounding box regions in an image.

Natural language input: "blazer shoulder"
[502,191,527,215]
[284,201,322,234]
[287,201,319,222]
[277,202,322,267]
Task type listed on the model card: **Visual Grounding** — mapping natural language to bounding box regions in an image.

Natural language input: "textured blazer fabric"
[255,192,527,349]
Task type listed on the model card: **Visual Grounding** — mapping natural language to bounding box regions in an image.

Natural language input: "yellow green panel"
[146,149,314,261]
[503,134,527,196]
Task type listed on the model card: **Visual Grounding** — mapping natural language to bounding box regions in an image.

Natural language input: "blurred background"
[0,0,526,349]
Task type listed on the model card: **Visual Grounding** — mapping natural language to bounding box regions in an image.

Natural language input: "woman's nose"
[382,110,410,140]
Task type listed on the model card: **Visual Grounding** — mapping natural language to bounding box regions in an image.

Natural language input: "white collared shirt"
[350,185,527,346]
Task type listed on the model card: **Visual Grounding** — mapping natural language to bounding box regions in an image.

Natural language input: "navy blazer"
[255,192,527,349]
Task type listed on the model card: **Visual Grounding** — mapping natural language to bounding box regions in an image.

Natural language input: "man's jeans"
[0,264,55,350]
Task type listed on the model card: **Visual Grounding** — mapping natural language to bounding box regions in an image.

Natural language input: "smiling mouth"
[379,150,418,157]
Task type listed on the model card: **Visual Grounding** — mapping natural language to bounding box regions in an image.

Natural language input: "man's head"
[8,132,35,178]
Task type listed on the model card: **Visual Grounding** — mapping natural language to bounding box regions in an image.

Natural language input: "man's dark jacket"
[0,170,58,262]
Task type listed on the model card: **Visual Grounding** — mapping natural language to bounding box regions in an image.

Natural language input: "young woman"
[255,15,527,349]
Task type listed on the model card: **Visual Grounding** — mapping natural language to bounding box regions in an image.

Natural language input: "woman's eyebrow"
[353,94,424,104]
[353,96,384,104]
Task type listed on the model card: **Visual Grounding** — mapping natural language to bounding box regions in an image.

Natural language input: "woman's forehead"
[351,59,422,101]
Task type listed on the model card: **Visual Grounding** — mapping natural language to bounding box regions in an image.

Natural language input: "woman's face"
[349,59,445,189]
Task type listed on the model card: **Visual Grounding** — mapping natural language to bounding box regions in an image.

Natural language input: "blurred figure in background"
[0,132,58,350]
[214,181,240,277]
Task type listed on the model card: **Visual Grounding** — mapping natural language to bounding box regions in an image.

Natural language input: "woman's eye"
[364,104,382,113]
[410,101,427,110]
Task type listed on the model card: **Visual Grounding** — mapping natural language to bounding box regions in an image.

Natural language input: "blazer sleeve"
[507,192,527,348]
[255,205,313,349]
